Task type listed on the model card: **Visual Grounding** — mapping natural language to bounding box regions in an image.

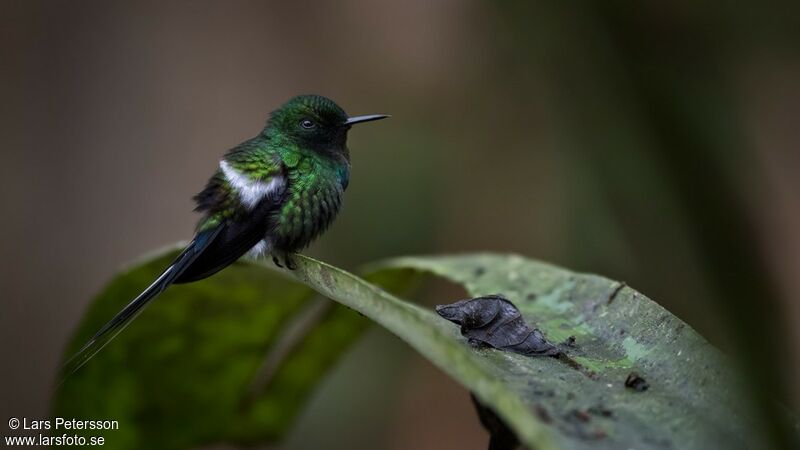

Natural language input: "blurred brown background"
[2,1,799,449]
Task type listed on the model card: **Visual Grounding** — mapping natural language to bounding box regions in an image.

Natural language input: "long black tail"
[60,227,222,383]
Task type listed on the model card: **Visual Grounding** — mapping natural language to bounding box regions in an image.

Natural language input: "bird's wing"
[173,202,282,283]
[60,226,223,382]
[175,153,288,283]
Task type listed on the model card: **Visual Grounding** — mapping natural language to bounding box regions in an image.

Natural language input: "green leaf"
[57,249,779,450]
[278,255,561,449]
[54,247,371,449]
[365,254,774,449]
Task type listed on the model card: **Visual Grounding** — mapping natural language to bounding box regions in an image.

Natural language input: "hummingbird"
[61,95,388,380]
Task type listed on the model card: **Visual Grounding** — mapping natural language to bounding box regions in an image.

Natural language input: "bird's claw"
[271,253,297,270]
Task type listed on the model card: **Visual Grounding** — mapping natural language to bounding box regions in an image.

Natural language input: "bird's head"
[264,94,388,156]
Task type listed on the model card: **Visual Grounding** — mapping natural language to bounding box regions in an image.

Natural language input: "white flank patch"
[248,239,271,258]
[220,160,285,209]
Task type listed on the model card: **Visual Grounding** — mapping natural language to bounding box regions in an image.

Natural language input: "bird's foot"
[271,252,297,270]
[284,254,297,270]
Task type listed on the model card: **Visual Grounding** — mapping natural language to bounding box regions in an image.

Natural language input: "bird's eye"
[300,119,316,129]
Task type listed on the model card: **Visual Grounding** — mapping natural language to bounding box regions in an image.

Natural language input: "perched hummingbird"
[62,95,388,379]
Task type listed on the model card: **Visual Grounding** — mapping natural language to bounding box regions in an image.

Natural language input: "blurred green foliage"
[56,249,369,449]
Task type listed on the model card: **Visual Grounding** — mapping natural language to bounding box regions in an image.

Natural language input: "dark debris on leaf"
[607,281,627,304]
[625,372,650,391]
[436,294,561,357]
[587,405,613,418]
[562,409,609,441]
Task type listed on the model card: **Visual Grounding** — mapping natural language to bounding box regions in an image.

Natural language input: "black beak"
[345,114,390,126]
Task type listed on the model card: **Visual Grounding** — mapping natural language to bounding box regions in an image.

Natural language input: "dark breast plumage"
[269,156,347,252]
